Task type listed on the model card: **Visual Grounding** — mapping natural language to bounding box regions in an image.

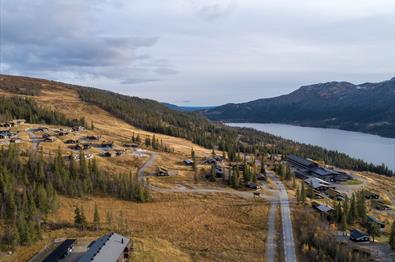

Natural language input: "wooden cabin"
[157,167,169,176]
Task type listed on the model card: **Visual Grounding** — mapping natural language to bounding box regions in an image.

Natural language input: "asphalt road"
[137,152,158,183]
[277,180,297,262]
[266,203,277,262]
[27,129,40,150]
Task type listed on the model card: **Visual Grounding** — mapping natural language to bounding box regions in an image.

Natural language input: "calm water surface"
[228,123,395,170]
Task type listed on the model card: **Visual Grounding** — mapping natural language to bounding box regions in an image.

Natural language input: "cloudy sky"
[0,0,394,105]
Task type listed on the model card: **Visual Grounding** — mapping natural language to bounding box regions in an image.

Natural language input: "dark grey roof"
[287,154,315,167]
[79,232,129,262]
[367,215,384,225]
[350,229,367,239]
[43,239,76,262]
[311,167,334,177]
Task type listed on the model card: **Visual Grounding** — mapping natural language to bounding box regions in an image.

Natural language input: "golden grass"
[43,194,269,261]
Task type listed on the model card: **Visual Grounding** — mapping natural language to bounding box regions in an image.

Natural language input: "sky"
[0,0,394,105]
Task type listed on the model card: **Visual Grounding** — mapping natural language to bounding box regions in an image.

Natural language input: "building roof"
[304,177,330,189]
[350,229,367,239]
[367,215,384,225]
[287,154,316,168]
[315,204,333,213]
[79,233,129,262]
[310,167,334,177]
[43,239,76,262]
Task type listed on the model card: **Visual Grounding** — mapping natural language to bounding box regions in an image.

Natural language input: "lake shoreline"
[228,122,395,171]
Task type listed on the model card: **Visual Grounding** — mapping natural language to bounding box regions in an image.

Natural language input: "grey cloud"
[195,1,236,21]
[0,0,172,84]
[120,78,160,85]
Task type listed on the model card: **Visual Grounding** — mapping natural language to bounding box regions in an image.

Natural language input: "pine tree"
[348,194,357,224]
[209,164,216,182]
[106,209,113,226]
[93,203,100,230]
[301,182,306,204]
[90,120,95,130]
[366,222,380,242]
[74,206,82,227]
[80,207,87,230]
[389,221,395,250]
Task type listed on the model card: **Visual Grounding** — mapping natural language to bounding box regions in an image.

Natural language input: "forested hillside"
[0,96,86,127]
[75,85,394,177]
[0,74,392,176]
[204,77,395,138]
[0,144,149,249]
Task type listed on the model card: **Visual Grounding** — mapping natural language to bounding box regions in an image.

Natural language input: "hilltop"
[203,77,395,138]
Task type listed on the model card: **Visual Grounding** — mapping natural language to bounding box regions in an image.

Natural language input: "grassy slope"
[0,83,270,261]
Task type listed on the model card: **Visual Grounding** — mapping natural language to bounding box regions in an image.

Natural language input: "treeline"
[0,144,57,248]
[50,149,150,202]
[76,86,393,177]
[131,133,174,153]
[0,145,149,250]
[0,75,42,96]
[0,96,87,128]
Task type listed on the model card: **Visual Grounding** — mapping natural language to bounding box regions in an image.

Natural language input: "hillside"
[0,74,394,262]
[203,77,395,138]
[0,74,393,177]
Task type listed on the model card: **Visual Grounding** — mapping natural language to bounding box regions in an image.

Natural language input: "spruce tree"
[93,203,100,230]
[389,221,395,250]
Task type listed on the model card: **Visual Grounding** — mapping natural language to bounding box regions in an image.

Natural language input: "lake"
[228,123,395,170]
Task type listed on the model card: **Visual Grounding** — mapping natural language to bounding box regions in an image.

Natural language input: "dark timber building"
[287,154,351,182]
[43,239,76,262]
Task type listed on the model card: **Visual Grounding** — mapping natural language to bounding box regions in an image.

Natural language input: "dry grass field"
[0,193,267,261]
[0,84,271,261]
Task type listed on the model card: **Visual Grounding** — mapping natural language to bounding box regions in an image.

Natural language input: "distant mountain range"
[162,103,215,112]
[203,77,395,138]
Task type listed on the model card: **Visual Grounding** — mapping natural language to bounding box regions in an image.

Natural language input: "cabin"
[86,135,101,141]
[101,141,114,148]
[42,239,76,262]
[0,122,11,128]
[75,143,91,150]
[203,158,218,165]
[372,200,391,211]
[43,136,56,142]
[311,202,334,219]
[326,188,345,201]
[0,134,7,139]
[256,173,266,181]
[215,166,224,177]
[183,159,194,166]
[350,229,369,242]
[246,182,259,190]
[115,149,126,156]
[157,167,169,176]
[367,215,385,229]
[304,177,332,191]
[36,127,49,132]
[72,126,85,132]
[78,232,131,262]
[102,151,116,158]
[65,138,79,144]
[9,137,20,143]
[57,130,69,136]
[363,191,380,200]
[123,143,139,148]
